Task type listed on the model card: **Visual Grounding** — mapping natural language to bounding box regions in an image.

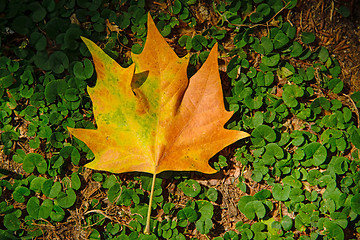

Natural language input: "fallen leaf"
[105,19,122,35]
[68,13,249,175]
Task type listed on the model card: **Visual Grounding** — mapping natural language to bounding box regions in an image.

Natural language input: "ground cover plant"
[1,0,360,239]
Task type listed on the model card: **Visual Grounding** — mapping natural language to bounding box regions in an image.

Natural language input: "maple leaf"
[68,13,249,234]
[68,13,249,175]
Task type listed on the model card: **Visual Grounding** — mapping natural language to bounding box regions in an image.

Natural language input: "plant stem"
[279,201,282,218]
[144,172,156,234]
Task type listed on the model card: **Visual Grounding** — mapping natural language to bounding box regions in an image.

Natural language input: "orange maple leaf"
[68,13,249,175]
[68,13,249,234]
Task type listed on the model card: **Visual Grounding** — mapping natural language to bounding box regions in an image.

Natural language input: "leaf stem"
[144,172,156,234]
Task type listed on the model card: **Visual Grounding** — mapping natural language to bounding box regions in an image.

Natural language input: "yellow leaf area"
[68,14,249,175]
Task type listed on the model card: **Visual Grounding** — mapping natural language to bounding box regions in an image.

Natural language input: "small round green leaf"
[254,189,271,200]
[272,183,291,201]
[263,143,284,160]
[177,207,197,227]
[92,173,103,182]
[171,0,182,14]
[283,176,302,188]
[307,169,323,186]
[318,46,329,62]
[196,200,214,219]
[281,215,293,231]
[34,155,47,174]
[30,177,47,193]
[304,142,327,166]
[195,217,213,234]
[64,26,82,50]
[282,22,296,39]
[251,125,277,147]
[27,197,40,219]
[71,172,81,190]
[49,51,69,74]
[328,78,343,94]
[282,84,304,107]
[250,12,263,23]
[131,43,143,54]
[56,188,76,208]
[243,201,266,219]
[13,186,30,203]
[45,80,67,103]
[178,179,201,197]
[64,88,80,102]
[12,149,26,163]
[324,222,344,240]
[351,128,360,149]
[30,32,47,51]
[206,188,218,202]
[108,183,121,203]
[244,95,263,109]
[4,213,20,231]
[301,32,315,44]
[351,193,360,215]
[238,195,255,214]
[256,3,271,17]
[60,146,81,165]
[262,53,280,67]
[272,30,289,49]
[291,42,303,57]
[38,199,53,219]
[192,35,207,51]
[73,59,94,80]
[29,2,47,22]
[42,180,62,198]
[23,153,46,174]
[51,205,65,222]
[89,229,101,240]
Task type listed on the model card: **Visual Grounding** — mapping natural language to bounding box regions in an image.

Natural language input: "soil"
[291,0,360,94]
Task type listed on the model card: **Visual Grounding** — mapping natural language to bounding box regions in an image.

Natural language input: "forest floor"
[1,0,360,239]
